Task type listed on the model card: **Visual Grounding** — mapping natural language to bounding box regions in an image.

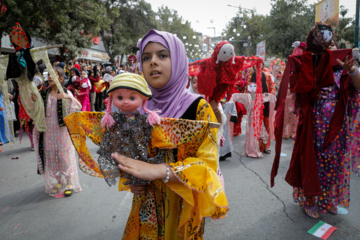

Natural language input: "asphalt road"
[0,118,359,240]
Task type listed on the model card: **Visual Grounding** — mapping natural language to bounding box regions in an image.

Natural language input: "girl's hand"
[111,152,166,181]
[31,93,38,101]
[56,92,71,100]
[337,55,356,72]
[8,93,13,101]
[129,184,148,195]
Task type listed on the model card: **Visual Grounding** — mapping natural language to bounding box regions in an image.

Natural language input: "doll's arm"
[230,93,250,106]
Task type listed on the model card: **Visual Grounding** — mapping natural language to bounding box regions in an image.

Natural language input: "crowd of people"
[1,22,360,239]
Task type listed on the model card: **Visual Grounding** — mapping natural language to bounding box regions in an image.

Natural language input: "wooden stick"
[33,44,63,51]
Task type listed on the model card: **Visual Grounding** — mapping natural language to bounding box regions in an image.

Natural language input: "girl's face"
[328,40,337,50]
[142,42,171,89]
[112,89,145,113]
[48,72,64,88]
[191,76,199,94]
[70,70,76,77]
[81,71,87,79]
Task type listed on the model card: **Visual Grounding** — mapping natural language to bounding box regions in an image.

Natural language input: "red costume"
[271,48,353,197]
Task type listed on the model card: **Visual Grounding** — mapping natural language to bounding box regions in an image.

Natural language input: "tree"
[100,0,156,63]
[223,9,268,56]
[155,6,201,59]
[336,5,355,46]
[265,0,315,58]
[0,0,106,58]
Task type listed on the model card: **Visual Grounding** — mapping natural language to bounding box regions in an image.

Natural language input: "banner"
[256,40,266,61]
[315,0,339,27]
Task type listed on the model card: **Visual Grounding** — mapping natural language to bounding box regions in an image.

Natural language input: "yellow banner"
[315,0,339,27]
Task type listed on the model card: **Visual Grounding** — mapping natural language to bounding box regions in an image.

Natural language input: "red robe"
[271,49,352,197]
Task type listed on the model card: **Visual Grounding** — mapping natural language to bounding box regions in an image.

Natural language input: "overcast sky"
[145,0,356,37]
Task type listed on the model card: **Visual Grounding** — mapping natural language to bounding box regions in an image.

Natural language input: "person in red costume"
[246,63,276,154]
[271,23,360,219]
[233,80,247,136]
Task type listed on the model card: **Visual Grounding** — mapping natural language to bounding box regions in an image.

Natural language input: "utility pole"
[356,0,360,47]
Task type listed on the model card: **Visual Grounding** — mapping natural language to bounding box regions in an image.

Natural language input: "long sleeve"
[165,99,229,234]
[64,91,82,116]
[229,101,238,123]
[230,93,251,107]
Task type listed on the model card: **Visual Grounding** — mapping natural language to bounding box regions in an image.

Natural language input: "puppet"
[97,73,162,186]
[190,41,264,140]
[271,23,360,217]
[1,23,63,132]
[231,83,276,158]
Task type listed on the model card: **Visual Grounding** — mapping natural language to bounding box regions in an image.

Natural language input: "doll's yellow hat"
[107,73,152,98]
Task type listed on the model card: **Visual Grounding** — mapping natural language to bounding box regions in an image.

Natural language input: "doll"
[231,83,276,158]
[271,23,360,218]
[97,73,163,186]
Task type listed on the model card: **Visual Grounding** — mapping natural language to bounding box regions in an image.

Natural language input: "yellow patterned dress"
[64,99,229,239]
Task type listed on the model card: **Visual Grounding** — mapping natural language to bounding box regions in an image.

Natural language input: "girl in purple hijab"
[111,29,229,239]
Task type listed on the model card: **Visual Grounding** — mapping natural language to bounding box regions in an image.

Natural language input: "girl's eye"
[160,54,168,58]
[142,56,150,61]
[130,97,135,101]
[118,96,123,100]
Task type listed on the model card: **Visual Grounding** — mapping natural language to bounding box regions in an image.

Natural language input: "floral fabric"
[293,70,360,213]
[231,93,276,158]
[0,55,15,143]
[33,92,82,196]
[64,99,229,239]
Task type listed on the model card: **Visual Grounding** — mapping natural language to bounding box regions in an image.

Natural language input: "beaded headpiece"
[9,22,31,51]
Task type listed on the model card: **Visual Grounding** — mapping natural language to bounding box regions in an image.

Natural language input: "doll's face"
[111,89,145,113]
[321,29,333,43]
[218,43,235,62]
[247,83,257,93]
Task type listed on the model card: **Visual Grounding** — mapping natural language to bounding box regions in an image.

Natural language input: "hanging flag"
[308,221,337,240]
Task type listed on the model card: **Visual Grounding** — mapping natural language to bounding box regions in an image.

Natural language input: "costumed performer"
[271,23,360,219]
[233,79,247,137]
[33,67,82,197]
[5,23,64,133]
[246,63,276,154]
[231,83,276,158]
[219,98,238,161]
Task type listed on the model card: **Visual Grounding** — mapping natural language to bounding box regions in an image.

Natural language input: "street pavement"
[0,118,359,240]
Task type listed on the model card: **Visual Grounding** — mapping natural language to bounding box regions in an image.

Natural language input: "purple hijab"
[137,29,199,118]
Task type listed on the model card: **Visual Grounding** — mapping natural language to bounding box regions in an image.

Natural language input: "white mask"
[247,83,257,93]
[321,29,333,43]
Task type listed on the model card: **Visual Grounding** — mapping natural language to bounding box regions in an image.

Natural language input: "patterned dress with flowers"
[64,99,229,239]
[293,70,360,212]
[33,92,82,196]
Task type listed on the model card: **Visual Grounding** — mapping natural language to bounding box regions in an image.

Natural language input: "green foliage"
[337,5,355,45]
[100,0,156,63]
[1,0,106,59]
[154,6,201,59]
[266,0,315,58]
[223,9,269,56]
